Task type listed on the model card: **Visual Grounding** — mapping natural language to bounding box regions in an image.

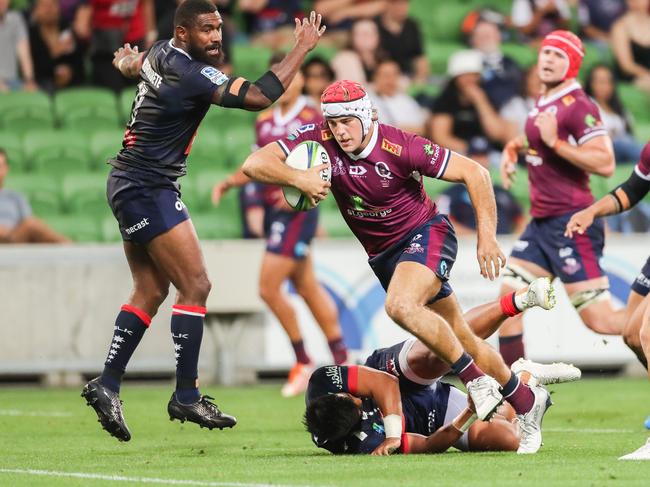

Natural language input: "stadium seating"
[62,173,110,216]
[55,88,121,132]
[5,173,63,216]
[90,130,124,170]
[47,214,102,242]
[23,130,91,175]
[0,132,26,172]
[0,91,54,133]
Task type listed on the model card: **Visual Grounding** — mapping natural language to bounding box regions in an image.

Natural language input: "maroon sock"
[499,334,525,367]
[450,352,485,386]
[328,337,348,365]
[502,373,534,414]
[291,340,311,365]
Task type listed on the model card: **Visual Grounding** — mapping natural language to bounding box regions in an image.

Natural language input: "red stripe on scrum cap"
[121,304,152,327]
[172,304,207,316]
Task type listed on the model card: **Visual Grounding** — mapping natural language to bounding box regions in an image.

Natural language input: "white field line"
[545,427,635,434]
[0,469,322,487]
[0,409,72,417]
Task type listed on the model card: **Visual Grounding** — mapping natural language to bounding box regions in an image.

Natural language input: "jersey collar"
[273,96,308,127]
[348,122,379,161]
[538,80,581,107]
[168,39,192,60]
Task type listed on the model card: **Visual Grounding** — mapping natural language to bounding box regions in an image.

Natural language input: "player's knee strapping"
[569,287,610,312]
[501,263,537,291]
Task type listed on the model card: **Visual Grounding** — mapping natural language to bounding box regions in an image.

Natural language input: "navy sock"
[100,305,151,393]
[450,352,485,386]
[291,340,311,365]
[171,305,205,404]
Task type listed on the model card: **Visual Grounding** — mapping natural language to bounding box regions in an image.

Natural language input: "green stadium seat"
[90,130,124,170]
[5,173,63,215]
[232,45,272,80]
[619,84,650,125]
[634,123,650,144]
[55,88,121,132]
[223,126,255,166]
[23,130,91,174]
[45,215,102,242]
[186,129,228,172]
[502,43,537,69]
[62,173,109,216]
[426,42,465,75]
[101,216,122,242]
[0,132,27,172]
[423,177,453,200]
[0,91,54,133]
[191,212,242,239]
[120,87,137,122]
[319,208,353,238]
[202,105,256,133]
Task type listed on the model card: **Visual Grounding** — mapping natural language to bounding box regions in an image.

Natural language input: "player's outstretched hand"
[371,438,401,456]
[295,163,331,207]
[500,136,524,190]
[113,43,139,70]
[211,181,230,206]
[564,208,595,238]
[294,11,326,52]
[477,236,506,281]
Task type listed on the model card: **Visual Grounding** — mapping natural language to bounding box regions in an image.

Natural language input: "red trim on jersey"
[400,432,410,454]
[185,129,198,155]
[172,304,207,317]
[121,304,152,327]
[500,292,520,317]
[346,365,359,395]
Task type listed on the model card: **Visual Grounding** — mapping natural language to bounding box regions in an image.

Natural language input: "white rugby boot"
[466,375,503,421]
[619,438,650,460]
[518,277,556,311]
[516,383,552,454]
[511,358,581,387]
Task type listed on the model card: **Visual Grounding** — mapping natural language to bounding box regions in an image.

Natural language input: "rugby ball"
[282,141,331,211]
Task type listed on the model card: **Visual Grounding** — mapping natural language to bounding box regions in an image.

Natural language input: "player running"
[304,277,579,455]
[212,59,348,397]
[242,79,553,454]
[497,30,620,366]
[566,142,650,460]
[81,0,326,442]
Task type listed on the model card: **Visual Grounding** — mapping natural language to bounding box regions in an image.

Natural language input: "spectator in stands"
[611,0,650,92]
[330,19,384,84]
[313,0,387,47]
[499,65,543,132]
[0,149,69,244]
[75,0,157,92]
[586,64,644,163]
[511,0,571,44]
[239,0,301,49]
[0,0,37,92]
[430,50,517,167]
[368,58,427,135]
[578,0,626,45]
[374,0,428,85]
[468,10,523,111]
[302,56,334,108]
[29,0,85,91]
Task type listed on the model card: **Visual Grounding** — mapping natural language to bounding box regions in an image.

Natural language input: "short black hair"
[303,394,360,445]
[302,56,335,82]
[174,0,217,28]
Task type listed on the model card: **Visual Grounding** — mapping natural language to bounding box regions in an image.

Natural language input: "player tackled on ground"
[212,57,348,397]
[304,278,579,455]
[497,31,620,366]
[566,141,650,460]
[243,79,554,453]
[81,0,326,441]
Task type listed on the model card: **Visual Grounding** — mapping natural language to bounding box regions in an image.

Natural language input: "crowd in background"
[2,0,650,240]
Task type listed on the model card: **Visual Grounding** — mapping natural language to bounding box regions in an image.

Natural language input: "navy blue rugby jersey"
[110,39,229,178]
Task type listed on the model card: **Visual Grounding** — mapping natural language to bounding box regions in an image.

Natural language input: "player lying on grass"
[566,141,650,461]
[304,277,579,455]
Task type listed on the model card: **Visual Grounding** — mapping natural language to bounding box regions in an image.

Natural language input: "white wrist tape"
[456,412,478,433]
[383,414,402,438]
[117,57,129,72]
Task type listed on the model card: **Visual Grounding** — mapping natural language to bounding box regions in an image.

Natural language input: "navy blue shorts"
[266,207,318,260]
[364,340,429,391]
[107,168,190,244]
[368,214,457,304]
[631,256,650,297]
[510,211,605,283]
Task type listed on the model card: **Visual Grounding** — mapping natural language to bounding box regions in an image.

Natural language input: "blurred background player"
[243,79,553,454]
[304,277,576,456]
[211,55,348,397]
[565,141,650,460]
[497,30,621,367]
[80,0,326,441]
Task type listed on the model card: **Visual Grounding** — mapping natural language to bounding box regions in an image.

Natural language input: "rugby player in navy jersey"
[80,0,326,442]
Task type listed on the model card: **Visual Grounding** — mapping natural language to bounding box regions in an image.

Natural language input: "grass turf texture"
[1,378,649,486]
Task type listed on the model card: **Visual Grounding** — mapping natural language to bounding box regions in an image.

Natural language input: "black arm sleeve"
[614,170,650,208]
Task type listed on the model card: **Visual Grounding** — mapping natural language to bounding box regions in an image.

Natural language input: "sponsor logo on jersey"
[561,95,575,106]
[294,241,309,257]
[381,138,402,156]
[372,423,385,434]
[321,129,333,141]
[200,66,228,86]
[125,217,150,235]
[525,154,543,166]
[545,105,558,115]
[375,161,393,179]
[332,156,346,176]
[427,411,436,434]
[349,165,367,176]
[423,143,434,156]
[297,124,315,133]
[175,199,186,212]
[347,195,392,218]
[635,273,650,290]
[584,113,598,128]
[386,358,399,377]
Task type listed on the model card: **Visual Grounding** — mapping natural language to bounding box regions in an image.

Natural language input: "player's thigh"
[124,241,170,295]
[428,293,478,345]
[289,254,319,293]
[260,251,298,294]
[623,292,650,344]
[386,261,442,311]
[145,219,208,292]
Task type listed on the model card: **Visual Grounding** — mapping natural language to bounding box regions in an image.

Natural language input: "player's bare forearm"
[113,44,144,79]
[404,427,463,454]
[553,136,615,177]
[355,366,403,419]
[242,143,300,186]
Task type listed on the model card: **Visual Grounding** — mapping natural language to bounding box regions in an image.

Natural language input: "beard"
[187,40,225,68]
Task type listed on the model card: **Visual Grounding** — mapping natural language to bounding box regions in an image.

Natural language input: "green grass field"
[1,378,649,487]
